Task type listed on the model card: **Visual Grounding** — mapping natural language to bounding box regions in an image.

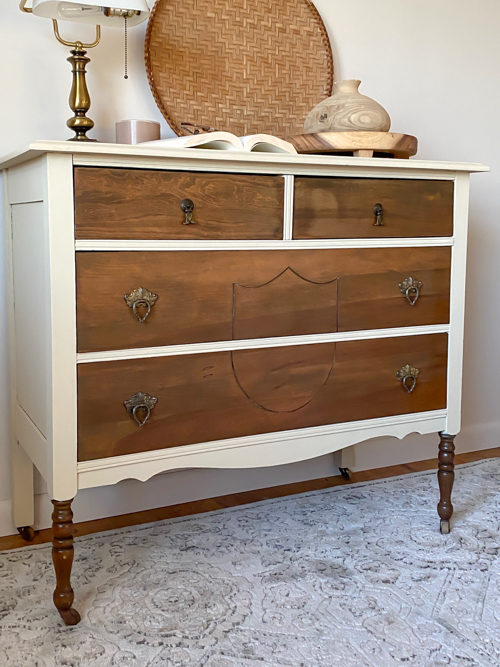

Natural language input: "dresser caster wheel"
[440,519,450,535]
[339,467,351,481]
[17,526,35,542]
[58,607,81,626]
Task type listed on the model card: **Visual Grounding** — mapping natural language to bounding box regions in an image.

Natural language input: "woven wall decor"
[145,0,334,138]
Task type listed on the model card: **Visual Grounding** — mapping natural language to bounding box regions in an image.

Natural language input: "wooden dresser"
[0,141,487,625]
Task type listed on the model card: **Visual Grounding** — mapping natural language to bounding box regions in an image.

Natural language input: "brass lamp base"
[52,21,101,142]
[66,44,97,142]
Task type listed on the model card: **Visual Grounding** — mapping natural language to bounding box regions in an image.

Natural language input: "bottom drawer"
[77,334,448,461]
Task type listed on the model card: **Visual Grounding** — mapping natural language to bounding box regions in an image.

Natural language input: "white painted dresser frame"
[1,141,487,622]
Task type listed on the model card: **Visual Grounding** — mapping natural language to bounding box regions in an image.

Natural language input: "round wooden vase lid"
[145,0,334,138]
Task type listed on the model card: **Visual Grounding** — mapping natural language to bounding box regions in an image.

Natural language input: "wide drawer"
[77,334,448,461]
[293,177,454,238]
[76,248,451,352]
[74,167,284,240]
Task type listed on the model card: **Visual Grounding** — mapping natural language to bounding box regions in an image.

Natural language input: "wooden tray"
[287,131,418,158]
[145,0,333,138]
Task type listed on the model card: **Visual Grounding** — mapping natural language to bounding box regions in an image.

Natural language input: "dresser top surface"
[0,139,489,173]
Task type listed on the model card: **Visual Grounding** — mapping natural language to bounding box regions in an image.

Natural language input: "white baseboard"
[1,422,499,539]
[350,420,500,472]
[1,454,337,537]
[0,499,16,538]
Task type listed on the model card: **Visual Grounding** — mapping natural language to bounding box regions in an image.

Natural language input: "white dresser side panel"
[14,404,48,479]
[11,201,49,437]
[45,153,78,501]
[7,156,45,204]
[446,172,470,435]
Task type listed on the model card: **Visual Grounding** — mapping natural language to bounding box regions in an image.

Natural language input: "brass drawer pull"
[396,364,420,394]
[399,276,422,306]
[373,202,384,226]
[124,287,158,323]
[124,392,158,427]
[180,198,196,225]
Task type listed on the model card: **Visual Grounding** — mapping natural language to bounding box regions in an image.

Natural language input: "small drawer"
[77,334,448,461]
[293,177,454,238]
[76,248,451,353]
[74,167,284,240]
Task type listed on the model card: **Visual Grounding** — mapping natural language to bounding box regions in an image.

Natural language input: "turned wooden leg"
[51,499,81,626]
[437,432,456,534]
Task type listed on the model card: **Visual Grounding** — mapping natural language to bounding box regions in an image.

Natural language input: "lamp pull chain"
[124,15,128,79]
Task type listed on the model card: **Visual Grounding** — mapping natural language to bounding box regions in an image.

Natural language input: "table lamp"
[19,0,150,141]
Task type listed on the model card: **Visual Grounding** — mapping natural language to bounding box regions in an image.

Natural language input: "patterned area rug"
[1,459,500,666]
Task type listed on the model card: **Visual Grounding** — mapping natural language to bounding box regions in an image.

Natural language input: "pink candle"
[116,119,161,144]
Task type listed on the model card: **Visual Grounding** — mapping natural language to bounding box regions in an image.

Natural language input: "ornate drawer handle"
[124,287,158,323]
[373,203,384,226]
[399,276,423,306]
[396,364,420,394]
[180,198,196,225]
[124,392,158,427]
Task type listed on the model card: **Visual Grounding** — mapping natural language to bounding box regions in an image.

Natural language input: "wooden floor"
[1,447,499,551]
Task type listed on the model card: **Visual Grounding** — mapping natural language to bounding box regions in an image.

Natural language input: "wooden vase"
[304,79,391,133]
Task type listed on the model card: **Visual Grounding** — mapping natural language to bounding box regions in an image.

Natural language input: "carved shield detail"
[231,267,338,413]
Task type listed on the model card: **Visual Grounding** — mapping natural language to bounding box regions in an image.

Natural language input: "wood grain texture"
[437,431,455,522]
[293,177,454,238]
[74,168,284,240]
[76,248,451,352]
[51,499,80,626]
[287,131,418,158]
[303,80,391,134]
[77,334,448,461]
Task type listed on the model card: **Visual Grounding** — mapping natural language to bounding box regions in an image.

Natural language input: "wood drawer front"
[77,333,448,461]
[76,248,451,352]
[293,177,454,238]
[74,168,284,240]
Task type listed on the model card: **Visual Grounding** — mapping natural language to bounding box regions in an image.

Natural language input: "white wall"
[1,0,499,536]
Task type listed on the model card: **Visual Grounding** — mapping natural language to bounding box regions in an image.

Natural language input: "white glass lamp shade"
[31,0,150,26]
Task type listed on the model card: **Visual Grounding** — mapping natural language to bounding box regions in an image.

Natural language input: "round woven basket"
[145,0,333,138]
